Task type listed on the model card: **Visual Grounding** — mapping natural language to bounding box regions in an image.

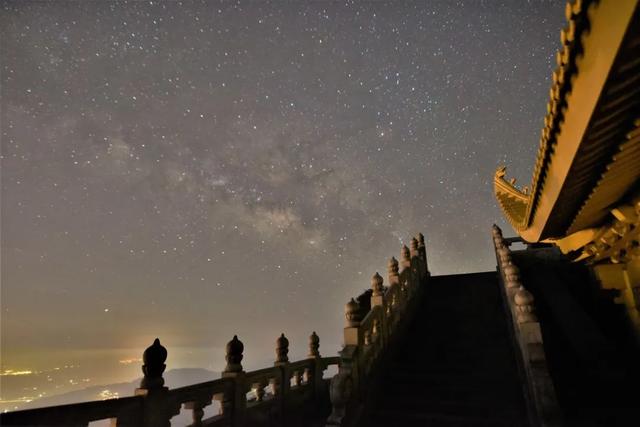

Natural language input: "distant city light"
[0,370,33,376]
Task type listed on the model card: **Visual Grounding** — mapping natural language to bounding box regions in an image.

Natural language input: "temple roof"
[495,0,640,243]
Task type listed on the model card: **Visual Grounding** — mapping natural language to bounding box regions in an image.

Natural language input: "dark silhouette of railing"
[326,234,429,426]
[492,225,560,427]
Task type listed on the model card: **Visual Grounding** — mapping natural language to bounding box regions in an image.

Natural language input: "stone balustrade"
[491,225,561,427]
[1,333,339,427]
[326,234,429,426]
[1,233,429,427]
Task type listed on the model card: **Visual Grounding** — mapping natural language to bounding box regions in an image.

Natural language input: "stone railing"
[491,225,561,427]
[326,233,429,427]
[1,233,428,427]
[1,334,339,427]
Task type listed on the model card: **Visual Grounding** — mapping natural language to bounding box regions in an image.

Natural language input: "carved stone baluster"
[254,380,266,402]
[270,375,281,397]
[294,370,304,387]
[192,404,204,426]
[222,335,246,426]
[304,366,311,385]
[363,330,372,346]
[183,401,205,426]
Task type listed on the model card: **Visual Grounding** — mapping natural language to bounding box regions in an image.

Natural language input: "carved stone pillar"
[344,298,362,346]
[370,272,385,307]
[135,339,177,427]
[222,335,246,427]
[417,232,429,274]
[272,334,290,425]
[308,331,324,398]
[325,371,353,426]
[275,333,289,364]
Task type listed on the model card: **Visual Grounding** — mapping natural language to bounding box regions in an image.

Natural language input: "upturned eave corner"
[493,165,532,237]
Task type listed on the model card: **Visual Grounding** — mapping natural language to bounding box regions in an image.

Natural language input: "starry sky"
[1,0,565,388]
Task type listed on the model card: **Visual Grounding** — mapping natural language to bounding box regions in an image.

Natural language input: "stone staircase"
[362,272,528,427]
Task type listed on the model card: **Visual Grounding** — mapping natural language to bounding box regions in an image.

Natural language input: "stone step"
[382,393,524,413]
[368,409,525,427]
[385,366,519,378]
[384,367,520,382]
[379,380,522,402]
[361,273,527,427]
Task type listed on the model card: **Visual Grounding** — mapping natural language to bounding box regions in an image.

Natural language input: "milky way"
[1,1,564,372]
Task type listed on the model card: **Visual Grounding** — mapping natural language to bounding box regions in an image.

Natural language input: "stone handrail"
[0,396,145,426]
[1,233,428,427]
[491,225,561,427]
[326,233,429,427]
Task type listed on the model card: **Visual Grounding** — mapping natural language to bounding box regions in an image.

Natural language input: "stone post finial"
[503,263,521,287]
[275,333,289,364]
[400,245,411,269]
[388,257,399,276]
[417,233,428,271]
[345,298,362,327]
[497,247,511,264]
[410,237,419,258]
[371,272,384,296]
[224,335,244,373]
[387,257,400,286]
[515,287,538,323]
[308,331,320,358]
[140,338,167,389]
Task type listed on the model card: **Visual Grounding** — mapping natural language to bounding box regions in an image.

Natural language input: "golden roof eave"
[495,0,640,243]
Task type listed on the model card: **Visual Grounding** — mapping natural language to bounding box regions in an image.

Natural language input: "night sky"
[1,0,565,395]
